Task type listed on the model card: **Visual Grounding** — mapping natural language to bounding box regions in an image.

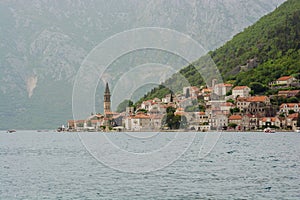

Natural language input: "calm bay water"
[1,131,299,199]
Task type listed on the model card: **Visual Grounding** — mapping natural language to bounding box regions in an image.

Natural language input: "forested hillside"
[139,0,300,103]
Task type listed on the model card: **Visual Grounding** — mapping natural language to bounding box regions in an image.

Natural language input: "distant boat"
[7,129,16,133]
[57,125,67,132]
[295,129,300,133]
[264,128,275,133]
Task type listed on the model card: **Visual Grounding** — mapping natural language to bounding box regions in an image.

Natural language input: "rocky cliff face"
[0,0,285,129]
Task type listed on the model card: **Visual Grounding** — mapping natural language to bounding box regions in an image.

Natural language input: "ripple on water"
[0,131,299,199]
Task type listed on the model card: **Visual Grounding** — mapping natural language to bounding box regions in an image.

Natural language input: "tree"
[226,90,232,96]
[185,105,199,112]
[116,99,134,113]
[249,82,268,94]
[227,99,235,104]
[230,107,240,114]
[162,106,187,129]
[288,110,295,114]
[287,97,299,103]
[136,108,147,113]
[228,123,238,129]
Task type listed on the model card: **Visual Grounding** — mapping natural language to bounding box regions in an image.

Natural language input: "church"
[67,82,123,131]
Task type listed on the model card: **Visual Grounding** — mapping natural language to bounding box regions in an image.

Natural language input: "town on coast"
[62,75,300,132]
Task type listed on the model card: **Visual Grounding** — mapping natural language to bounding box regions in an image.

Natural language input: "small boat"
[7,129,16,133]
[264,128,275,133]
[295,129,300,133]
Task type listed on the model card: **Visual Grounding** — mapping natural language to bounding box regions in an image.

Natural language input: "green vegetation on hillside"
[138,0,300,104]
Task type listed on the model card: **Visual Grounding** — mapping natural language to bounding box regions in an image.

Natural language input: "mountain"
[0,0,284,129]
[140,0,300,102]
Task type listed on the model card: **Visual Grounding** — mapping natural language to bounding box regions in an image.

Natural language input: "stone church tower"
[104,82,111,115]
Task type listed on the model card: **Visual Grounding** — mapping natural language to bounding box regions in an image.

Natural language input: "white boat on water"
[264,128,275,133]
[295,129,300,133]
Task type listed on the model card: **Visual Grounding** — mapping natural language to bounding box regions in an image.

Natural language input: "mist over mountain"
[0,0,284,129]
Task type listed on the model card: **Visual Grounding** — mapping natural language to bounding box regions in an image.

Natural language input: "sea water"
[0,131,299,199]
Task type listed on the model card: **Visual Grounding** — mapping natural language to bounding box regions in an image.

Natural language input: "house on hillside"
[278,90,300,98]
[270,76,298,87]
[189,111,210,131]
[126,113,151,131]
[237,96,273,116]
[232,86,251,98]
[285,113,299,131]
[124,112,163,131]
[220,102,235,115]
[276,76,297,85]
[209,112,228,130]
[259,117,281,128]
[279,103,300,114]
[213,83,233,96]
[183,86,200,98]
[228,115,242,127]
[248,114,260,130]
[140,100,155,110]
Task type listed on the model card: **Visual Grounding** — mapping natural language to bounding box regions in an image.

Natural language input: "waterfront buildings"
[66,74,300,131]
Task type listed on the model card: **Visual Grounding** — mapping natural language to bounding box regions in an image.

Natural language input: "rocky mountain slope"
[0,0,284,129]
[140,0,299,103]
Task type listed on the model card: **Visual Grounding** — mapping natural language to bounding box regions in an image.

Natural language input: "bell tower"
[104,82,111,115]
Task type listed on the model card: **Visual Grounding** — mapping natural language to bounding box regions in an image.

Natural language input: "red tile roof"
[233,86,250,90]
[277,76,293,81]
[228,115,242,120]
[220,102,234,107]
[287,113,299,120]
[278,90,300,95]
[202,88,212,93]
[261,117,277,122]
[215,83,233,87]
[90,120,101,123]
[246,96,269,102]
[174,111,185,116]
[131,113,150,119]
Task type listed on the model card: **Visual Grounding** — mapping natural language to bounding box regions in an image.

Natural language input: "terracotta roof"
[160,104,169,108]
[278,90,300,95]
[131,113,150,119]
[233,86,250,90]
[215,83,233,87]
[174,111,185,116]
[220,102,234,107]
[277,76,293,81]
[287,113,299,120]
[76,120,86,123]
[228,115,242,120]
[246,96,268,102]
[202,88,212,93]
[261,117,277,122]
[237,97,247,101]
[149,114,163,119]
[105,111,118,115]
[90,120,101,123]
[198,112,206,115]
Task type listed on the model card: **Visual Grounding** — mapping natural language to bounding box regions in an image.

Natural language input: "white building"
[213,83,232,96]
[232,86,251,98]
[279,103,300,114]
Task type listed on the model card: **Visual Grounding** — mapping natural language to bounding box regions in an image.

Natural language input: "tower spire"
[104,82,111,115]
[105,82,110,93]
